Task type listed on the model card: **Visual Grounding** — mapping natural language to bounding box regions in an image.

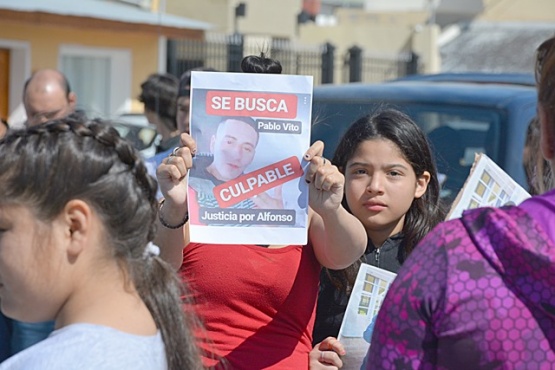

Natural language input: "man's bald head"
[23,69,77,127]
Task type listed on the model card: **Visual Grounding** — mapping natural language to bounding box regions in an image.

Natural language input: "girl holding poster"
[154,55,367,369]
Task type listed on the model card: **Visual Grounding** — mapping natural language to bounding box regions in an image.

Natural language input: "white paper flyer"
[446,153,531,220]
[337,263,397,370]
[187,71,313,245]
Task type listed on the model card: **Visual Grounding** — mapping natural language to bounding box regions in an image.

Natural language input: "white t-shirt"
[0,323,166,369]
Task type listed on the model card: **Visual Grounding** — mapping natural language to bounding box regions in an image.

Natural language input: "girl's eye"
[388,170,401,177]
[352,168,367,175]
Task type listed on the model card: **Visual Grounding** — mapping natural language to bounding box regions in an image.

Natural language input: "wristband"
[158,199,189,229]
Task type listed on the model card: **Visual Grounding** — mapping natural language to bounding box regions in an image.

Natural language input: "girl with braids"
[365,36,555,368]
[0,117,202,369]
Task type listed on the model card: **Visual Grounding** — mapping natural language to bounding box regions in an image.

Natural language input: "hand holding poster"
[187,71,313,245]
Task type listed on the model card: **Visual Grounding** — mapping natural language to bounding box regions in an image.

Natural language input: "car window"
[111,122,158,151]
[311,101,502,203]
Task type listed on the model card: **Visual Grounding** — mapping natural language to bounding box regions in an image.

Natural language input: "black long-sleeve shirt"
[312,234,404,345]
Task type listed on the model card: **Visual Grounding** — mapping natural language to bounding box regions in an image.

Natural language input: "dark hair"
[178,67,218,98]
[240,53,282,74]
[327,109,446,289]
[536,36,555,138]
[217,116,260,143]
[0,116,202,370]
[139,73,179,129]
[23,70,72,100]
[524,116,553,195]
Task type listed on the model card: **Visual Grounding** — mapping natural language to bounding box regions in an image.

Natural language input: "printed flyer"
[446,153,531,220]
[337,263,397,370]
[187,71,313,245]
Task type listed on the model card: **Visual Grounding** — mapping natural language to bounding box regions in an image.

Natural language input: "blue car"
[311,73,537,203]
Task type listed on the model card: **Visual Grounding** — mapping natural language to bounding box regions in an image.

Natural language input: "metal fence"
[167,34,420,85]
[342,46,420,84]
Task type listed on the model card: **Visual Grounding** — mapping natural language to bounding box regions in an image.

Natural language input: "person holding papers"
[310,109,445,368]
[312,109,445,342]
[154,54,367,369]
[366,36,555,368]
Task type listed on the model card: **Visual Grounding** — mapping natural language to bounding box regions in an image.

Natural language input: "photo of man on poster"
[188,116,284,223]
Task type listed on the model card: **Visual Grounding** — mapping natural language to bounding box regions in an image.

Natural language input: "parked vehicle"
[311,74,538,203]
[109,113,159,158]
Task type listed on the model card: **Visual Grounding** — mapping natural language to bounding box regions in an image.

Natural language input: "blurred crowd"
[0,35,554,370]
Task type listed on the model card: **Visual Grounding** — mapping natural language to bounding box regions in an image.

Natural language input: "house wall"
[166,0,302,39]
[299,9,440,76]
[480,0,555,22]
[1,19,159,107]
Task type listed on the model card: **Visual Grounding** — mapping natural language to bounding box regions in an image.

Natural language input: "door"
[0,48,9,121]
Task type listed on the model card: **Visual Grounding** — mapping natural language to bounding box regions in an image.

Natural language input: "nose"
[228,144,244,160]
[366,174,384,194]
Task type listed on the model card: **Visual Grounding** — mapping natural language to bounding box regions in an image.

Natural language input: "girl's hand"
[156,133,196,207]
[304,141,344,215]
[309,337,346,369]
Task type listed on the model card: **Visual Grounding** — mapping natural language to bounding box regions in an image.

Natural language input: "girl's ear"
[414,171,431,199]
[61,199,92,258]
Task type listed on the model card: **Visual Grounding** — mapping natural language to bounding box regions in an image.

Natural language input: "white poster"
[187,71,313,245]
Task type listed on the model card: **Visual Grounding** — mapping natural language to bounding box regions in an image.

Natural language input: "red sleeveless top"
[180,242,321,369]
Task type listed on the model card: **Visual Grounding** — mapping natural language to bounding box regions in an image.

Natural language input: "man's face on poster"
[210,119,258,181]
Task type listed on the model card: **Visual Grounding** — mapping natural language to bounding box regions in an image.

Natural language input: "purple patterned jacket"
[367,192,555,369]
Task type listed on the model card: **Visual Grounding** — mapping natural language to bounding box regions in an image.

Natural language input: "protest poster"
[337,263,397,370]
[187,71,313,245]
[446,153,531,220]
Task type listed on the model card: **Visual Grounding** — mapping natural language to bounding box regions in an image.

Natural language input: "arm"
[305,141,367,269]
[153,133,196,270]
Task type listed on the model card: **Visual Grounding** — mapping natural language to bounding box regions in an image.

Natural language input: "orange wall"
[0,20,160,105]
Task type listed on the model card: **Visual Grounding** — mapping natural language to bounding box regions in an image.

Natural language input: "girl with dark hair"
[0,117,202,370]
[311,109,445,367]
[155,54,367,369]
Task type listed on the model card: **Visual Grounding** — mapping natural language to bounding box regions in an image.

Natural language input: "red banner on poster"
[206,91,298,119]
[213,156,303,207]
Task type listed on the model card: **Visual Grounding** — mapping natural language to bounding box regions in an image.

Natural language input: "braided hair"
[0,116,202,370]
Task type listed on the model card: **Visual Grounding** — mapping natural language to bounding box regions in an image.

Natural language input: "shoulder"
[0,325,166,370]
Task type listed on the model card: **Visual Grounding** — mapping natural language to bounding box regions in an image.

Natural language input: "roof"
[392,72,536,87]
[313,79,537,109]
[0,0,212,30]
[440,22,555,73]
